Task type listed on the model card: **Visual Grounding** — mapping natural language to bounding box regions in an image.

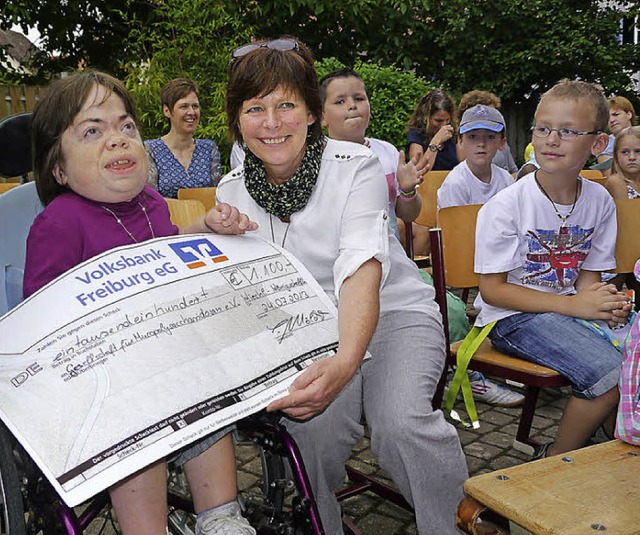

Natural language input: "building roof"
[0,29,37,65]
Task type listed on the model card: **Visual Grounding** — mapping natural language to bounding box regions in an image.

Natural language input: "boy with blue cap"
[438,104,514,209]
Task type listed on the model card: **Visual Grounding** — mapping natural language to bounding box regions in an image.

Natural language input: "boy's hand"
[608,290,633,328]
[570,282,631,322]
[396,150,430,193]
[204,203,258,235]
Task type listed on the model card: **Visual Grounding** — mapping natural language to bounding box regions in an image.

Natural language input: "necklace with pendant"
[269,214,290,248]
[534,176,579,227]
[101,202,155,243]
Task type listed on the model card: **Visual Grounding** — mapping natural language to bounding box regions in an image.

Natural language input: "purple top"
[24,186,178,298]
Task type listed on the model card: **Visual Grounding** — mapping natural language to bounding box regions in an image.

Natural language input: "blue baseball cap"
[460,104,505,134]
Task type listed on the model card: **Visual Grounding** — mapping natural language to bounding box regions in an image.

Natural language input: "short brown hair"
[537,79,609,132]
[32,70,140,205]
[160,78,199,117]
[319,68,364,108]
[457,90,501,121]
[608,95,637,125]
[226,38,322,143]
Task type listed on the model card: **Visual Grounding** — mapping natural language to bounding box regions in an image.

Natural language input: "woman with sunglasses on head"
[217,37,467,535]
[146,78,223,198]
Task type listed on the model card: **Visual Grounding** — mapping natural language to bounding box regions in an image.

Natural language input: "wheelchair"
[0,113,324,535]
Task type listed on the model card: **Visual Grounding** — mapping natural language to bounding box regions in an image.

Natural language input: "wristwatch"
[428,143,441,152]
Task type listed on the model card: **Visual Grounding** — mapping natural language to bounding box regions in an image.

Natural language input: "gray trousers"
[284,311,468,534]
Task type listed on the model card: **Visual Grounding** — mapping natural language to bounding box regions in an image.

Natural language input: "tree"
[123,0,256,164]
[239,0,640,102]
[1,0,157,79]
[6,0,639,103]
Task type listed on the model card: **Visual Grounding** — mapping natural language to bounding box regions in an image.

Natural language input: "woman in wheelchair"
[24,71,257,535]
[217,37,468,534]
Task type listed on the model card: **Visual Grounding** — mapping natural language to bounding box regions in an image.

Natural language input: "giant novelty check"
[0,233,338,506]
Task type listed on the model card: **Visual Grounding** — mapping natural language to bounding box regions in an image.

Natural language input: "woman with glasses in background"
[216,37,467,535]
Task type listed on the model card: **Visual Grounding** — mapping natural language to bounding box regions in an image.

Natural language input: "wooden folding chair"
[579,169,604,181]
[403,170,449,266]
[429,204,570,454]
[0,183,20,194]
[165,198,207,227]
[177,187,216,212]
[614,198,640,274]
[457,440,640,535]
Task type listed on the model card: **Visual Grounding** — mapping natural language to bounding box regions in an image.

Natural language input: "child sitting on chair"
[438,105,523,407]
[319,68,472,344]
[475,79,632,458]
[438,104,514,209]
[24,71,258,535]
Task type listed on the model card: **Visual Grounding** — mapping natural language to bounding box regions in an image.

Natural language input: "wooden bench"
[457,440,640,534]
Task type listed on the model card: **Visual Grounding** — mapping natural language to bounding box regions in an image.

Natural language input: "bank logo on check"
[168,238,229,269]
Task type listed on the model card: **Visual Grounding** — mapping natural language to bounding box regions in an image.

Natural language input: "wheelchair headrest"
[0,113,32,179]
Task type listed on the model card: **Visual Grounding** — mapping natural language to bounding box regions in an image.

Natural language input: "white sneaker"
[196,500,256,535]
[468,371,525,407]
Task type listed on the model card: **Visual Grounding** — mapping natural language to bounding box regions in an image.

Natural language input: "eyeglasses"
[232,39,298,60]
[530,125,603,140]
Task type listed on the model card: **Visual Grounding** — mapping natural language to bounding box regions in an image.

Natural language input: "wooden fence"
[1,85,44,119]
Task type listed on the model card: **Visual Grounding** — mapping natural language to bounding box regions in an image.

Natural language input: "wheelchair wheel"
[0,423,26,534]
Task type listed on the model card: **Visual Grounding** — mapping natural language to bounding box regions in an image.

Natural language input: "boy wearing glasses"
[474,80,631,458]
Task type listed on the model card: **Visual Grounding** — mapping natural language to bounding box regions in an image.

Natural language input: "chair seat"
[458,440,640,535]
[451,338,569,385]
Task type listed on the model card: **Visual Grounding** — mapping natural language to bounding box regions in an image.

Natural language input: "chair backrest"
[0,113,32,181]
[614,198,640,274]
[165,198,207,227]
[0,183,20,194]
[177,187,216,212]
[415,170,449,228]
[437,204,483,288]
[0,182,44,315]
[434,198,639,284]
[580,169,604,180]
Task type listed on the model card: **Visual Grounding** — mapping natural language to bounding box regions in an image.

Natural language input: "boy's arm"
[395,149,425,223]
[479,271,629,322]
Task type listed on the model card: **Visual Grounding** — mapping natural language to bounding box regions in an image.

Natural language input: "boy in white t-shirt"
[319,67,473,345]
[319,68,428,238]
[438,104,514,209]
[475,80,632,458]
[438,104,524,407]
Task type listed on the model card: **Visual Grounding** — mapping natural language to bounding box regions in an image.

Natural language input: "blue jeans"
[489,312,623,399]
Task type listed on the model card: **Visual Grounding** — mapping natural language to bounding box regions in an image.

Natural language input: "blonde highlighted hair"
[537,79,609,132]
[612,125,640,178]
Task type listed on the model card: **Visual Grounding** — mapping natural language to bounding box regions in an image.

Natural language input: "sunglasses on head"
[232,38,298,60]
